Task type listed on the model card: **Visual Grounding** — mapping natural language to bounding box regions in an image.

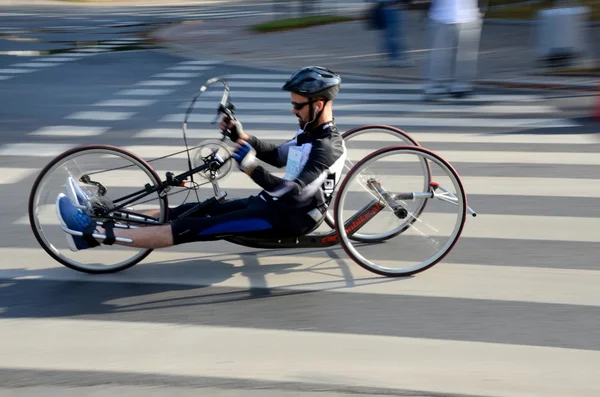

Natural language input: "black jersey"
[246,121,347,211]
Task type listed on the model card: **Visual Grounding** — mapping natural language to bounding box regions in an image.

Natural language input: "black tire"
[28,144,168,274]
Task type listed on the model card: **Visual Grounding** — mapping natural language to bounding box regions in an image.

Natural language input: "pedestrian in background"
[423,0,488,100]
[371,0,415,67]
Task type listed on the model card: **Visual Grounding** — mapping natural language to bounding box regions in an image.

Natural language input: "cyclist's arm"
[246,135,295,168]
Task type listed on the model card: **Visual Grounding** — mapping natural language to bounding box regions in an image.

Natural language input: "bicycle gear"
[190,139,233,181]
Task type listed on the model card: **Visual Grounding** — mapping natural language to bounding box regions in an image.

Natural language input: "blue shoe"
[56,193,98,251]
[66,177,90,210]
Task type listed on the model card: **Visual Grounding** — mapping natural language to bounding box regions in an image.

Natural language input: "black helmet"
[281,66,341,100]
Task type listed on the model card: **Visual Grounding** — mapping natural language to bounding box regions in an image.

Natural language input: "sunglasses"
[291,101,311,110]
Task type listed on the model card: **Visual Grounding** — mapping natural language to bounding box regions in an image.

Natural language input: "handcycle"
[28,76,477,277]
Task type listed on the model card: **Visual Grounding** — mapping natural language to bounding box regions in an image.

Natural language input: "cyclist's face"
[290,93,313,126]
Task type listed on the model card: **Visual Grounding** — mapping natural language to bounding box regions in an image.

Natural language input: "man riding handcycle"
[30,65,475,277]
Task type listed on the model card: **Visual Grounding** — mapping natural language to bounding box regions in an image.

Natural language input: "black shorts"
[168,195,319,245]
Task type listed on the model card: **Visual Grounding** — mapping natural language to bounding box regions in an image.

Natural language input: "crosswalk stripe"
[18,202,600,242]
[91,99,157,107]
[160,114,580,128]
[1,247,599,307]
[151,171,600,199]
[37,57,78,62]
[117,88,175,96]
[28,126,110,136]
[177,60,223,65]
[132,127,598,144]
[0,318,597,397]
[135,80,190,86]
[180,100,558,114]
[167,65,213,71]
[0,143,75,157]
[0,68,35,74]
[0,168,37,184]
[12,62,60,68]
[66,111,136,121]
[153,72,202,79]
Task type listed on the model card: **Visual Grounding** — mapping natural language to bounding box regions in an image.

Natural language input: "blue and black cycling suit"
[169,121,347,244]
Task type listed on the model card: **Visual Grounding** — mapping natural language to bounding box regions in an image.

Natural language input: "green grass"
[486,0,599,21]
[250,15,358,33]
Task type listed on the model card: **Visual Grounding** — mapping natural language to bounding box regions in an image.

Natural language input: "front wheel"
[333,146,467,277]
[28,145,168,274]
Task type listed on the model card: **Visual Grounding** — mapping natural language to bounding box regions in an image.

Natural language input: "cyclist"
[56,66,347,251]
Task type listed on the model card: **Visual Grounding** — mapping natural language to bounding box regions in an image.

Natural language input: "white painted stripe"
[102,40,140,45]
[0,168,37,184]
[0,143,74,157]
[133,128,195,138]
[0,76,12,81]
[0,50,41,56]
[346,148,600,165]
[178,60,222,65]
[117,88,175,96]
[53,53,88,57]
[92,99,157,107]
[167,65,212,71]
[107,37,143,41]
[39,57,78,62]
[12,62,60,68]
[160,113,580,128]
[136,80,189,86]
[28,126,109,137]
[2,246,600,307]
[0,68,35,74]
[376,131,598,145]
[133,128,598,144]
[65,111,135,121]
[72,48,110,53]
[1,318,598,397]
[12,156,598,198]
[195,89,544,103]
[180,100,556,115]
[153,72,202,79]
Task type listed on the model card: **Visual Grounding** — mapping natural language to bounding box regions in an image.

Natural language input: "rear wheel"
[28,145,168,274]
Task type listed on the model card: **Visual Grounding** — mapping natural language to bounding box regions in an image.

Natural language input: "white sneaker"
[66,177,90,210]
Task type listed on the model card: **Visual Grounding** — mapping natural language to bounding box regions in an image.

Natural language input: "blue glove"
[232,141,257,172]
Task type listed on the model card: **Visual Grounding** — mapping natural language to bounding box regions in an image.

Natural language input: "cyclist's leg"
[171,195,287,244]
[167,197,252,221]
[57,194,279,250]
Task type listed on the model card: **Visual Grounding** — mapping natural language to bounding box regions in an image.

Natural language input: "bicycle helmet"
[281,66,341,100]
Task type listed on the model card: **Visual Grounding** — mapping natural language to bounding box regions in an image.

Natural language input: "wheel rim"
[334,146,467,276]
[30,146,167,273]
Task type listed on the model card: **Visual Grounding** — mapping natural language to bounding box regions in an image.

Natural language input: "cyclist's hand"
[232,140,257,174]
[220,116,243,142]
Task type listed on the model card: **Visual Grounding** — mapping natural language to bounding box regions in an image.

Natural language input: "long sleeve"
[246,135,284,167]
